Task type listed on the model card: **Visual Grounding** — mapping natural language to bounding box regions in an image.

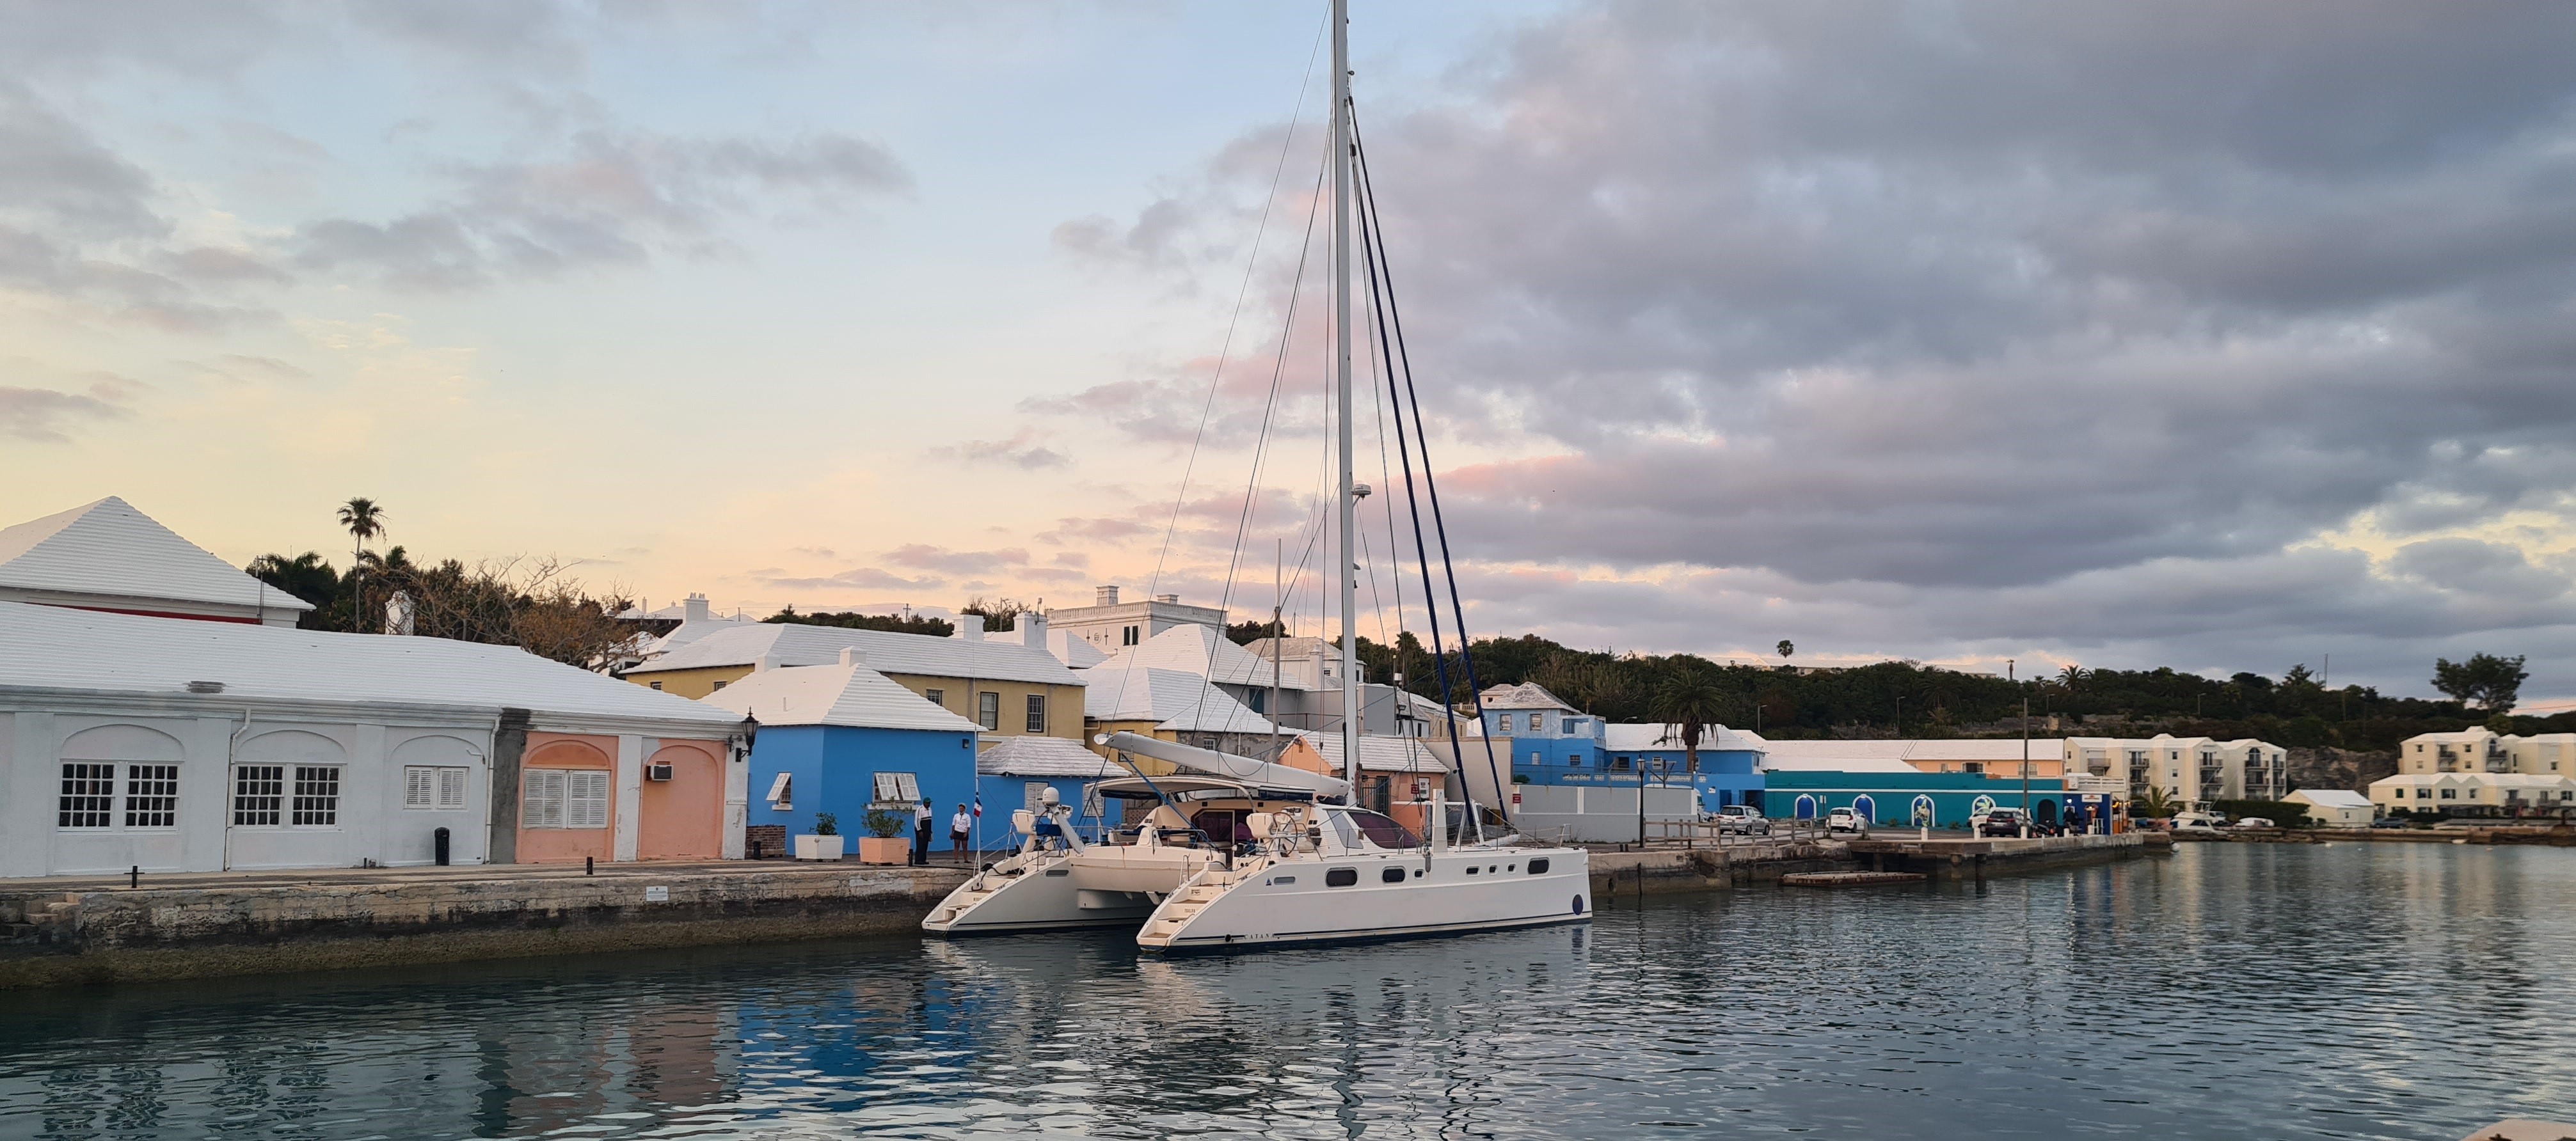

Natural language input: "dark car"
[2369,817,2410,830]
[1971,808,2026,838]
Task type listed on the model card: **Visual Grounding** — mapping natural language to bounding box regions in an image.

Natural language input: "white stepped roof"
[628,622,1081,688]
[2286,789,2373,808]
[1601,723,1766,752]
[1095,623,1310,689]
[0,600,736,730]
[1079,661,1276,735]
[699,662,978,732]
[978,734,1122,778]
[0,496,312,614]
[1304,732,1451,774]
[1479,682,1575,712]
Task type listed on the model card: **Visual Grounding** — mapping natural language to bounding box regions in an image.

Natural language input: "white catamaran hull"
[1137,847,1590,951]
[923,844,1221,936]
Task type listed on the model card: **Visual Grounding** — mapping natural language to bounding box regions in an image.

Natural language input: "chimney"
[1020,611,1049,648]
[683,593,710,622]
[956,614,985,641]
[839,647,866,667]
[1095,585,1120,606]
[753,654,779,672]
[1155,594,1179,604]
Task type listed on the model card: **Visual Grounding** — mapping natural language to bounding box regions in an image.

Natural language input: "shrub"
[863,808,907,838]
[812,812,839,837]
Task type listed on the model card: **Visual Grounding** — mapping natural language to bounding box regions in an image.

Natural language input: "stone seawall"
[0,862,970,989]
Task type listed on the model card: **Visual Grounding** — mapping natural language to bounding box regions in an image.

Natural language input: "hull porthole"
[1572,894,1586,915]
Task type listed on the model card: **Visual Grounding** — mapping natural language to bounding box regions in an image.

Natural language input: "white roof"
[978,734,1122,778]
[0,599,738,731]
[0,496,312,615]
[1478,682,1575,712]
[1079,662,1277,735]
[628,622,1082,688]
[1304,732,1452,774]
[2286,789,2373,809]
[1758,755,1923,774]
[698,662,977,732]
[1759,739,2071,764]
[1601,723,1766,752]
[1094,623,1310,689]
[644,614,758,655]
[1045,628,1109,668]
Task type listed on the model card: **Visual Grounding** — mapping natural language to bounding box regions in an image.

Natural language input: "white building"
[2063,734,2287,804]
[2283,789,2375,828]
[1042,585,1225,652]
[2369,771,2576,818]
[0,496,314,627]
[0,600,746,879]
[2396,728,2576,776]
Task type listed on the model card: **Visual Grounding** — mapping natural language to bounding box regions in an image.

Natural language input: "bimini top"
[1101,730,1348,799]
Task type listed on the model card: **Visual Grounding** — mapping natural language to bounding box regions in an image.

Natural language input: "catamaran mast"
[1332,0,1360,804]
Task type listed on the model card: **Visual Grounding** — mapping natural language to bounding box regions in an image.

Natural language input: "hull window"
[1381,866,1406,883]
[1326,868,1359,887]
[1527,858,1550,874]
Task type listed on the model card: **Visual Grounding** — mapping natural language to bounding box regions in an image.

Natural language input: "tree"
[960,596,1032,633]
[337,498,386,633]
[1648,670,1731,774]
[248,552,342,608]
[2433,653,2529,713]
[1776,640,1794,661]
[767,608,953,637]
[2135,784,2175,820]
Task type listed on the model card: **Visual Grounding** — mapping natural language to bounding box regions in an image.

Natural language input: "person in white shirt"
[950,805,973,862]
[911,798,933,866]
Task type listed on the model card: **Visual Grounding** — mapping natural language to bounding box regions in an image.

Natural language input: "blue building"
[1759,764,2068,829]
[705,651,982,852]
[1477,682,1766,812]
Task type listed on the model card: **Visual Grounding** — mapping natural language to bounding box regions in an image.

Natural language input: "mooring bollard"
[433,826,451,867]
[586,856,595,876]
[130,865,138,890]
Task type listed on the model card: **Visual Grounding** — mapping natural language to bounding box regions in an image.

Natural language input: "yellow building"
[622,617,1086,745]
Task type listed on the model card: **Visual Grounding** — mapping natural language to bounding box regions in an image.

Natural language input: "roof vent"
[839,647,866,666]
[186,681,225,694]
[1156,594,1179,604]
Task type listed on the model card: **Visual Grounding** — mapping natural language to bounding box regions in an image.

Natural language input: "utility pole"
[2021,695,2031,838]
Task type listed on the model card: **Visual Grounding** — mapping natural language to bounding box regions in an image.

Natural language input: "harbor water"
[4,842,2572,1139]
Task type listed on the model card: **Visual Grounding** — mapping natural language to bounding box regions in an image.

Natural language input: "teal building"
[1759,769,2069,829]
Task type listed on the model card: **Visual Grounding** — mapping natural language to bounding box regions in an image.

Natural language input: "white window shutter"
[438,767,468,809]
[406,766,434,809]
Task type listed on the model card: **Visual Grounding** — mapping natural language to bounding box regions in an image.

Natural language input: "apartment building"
[2397,728,2576,776]
[2063,734,2287,805]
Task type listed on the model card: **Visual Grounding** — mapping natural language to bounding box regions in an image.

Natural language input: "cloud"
[752,566,943,593]
[0,81,164,240]
[1055,0,2576,688]
[883,544,1032,576]
[0,370,136,441]
[931,431,1072,470]
[292,130,912,290]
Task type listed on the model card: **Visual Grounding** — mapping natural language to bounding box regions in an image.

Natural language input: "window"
[292,767,342,826]
[872,771,921,805]
[1325,868,1359,887]
[1122,625,1140,647]
[58,763,114,828]
[1527,713,1544,732]
[1026,693,1047,734]
[405,766,470,810]
[648,681,664,691]
[1610,757,1633,773]
[2440,789,2457,800]
[234,765,285,826]
[978,691,1001,731]
[125,764,179,828]
[522,769,608,829]
[1382,866,1406,883]
[925,688,946,707]
[1528,857,1552,874]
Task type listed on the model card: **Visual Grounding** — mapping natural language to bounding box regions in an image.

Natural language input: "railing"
[1635,819,1829,846]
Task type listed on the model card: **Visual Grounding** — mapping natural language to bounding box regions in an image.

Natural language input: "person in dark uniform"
[912,797,933,866]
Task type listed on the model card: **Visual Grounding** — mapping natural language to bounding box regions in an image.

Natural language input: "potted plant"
[795,812,847,862]
[855,808,910,865]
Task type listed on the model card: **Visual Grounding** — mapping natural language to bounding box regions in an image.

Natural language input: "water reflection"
[3,844,2573,1139]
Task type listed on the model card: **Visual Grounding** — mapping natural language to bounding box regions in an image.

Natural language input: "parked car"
[1710,804,1772,836]
[2232,817,2277,830]
[1824,807,1870,837]
[1970,808,2026,838]
[2369,817,2411,830]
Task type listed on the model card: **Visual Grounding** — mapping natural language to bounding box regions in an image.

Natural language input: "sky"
[6,1,2575,701]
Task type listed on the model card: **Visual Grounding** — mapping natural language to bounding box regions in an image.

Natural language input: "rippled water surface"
[5,842,2573,1139]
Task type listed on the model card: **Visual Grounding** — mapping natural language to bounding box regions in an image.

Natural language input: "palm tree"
[1649,672,1731,775]
[338,498,386,632]
[2135,784,2175,821]
[1776,639,1795,662]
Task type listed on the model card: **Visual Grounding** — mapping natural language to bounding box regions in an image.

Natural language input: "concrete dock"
[1847,831,2169,879]
[0,860,970,989]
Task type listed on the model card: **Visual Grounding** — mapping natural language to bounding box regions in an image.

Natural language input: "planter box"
[855,836,910,865]
[793,834,846,862]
